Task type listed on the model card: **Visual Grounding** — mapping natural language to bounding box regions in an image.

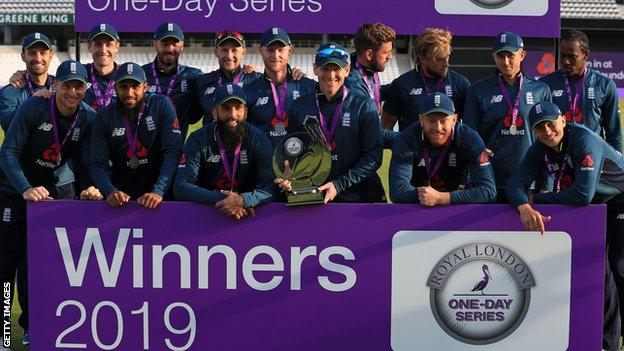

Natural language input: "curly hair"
[413,28,452,65]
[354,22,396,56]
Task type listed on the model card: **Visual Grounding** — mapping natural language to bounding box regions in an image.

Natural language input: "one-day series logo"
[426,242,535,345]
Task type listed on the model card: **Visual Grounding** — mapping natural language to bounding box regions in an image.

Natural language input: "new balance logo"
[111,128,125,137]
[490,95,503,104]
[256,97,269,106]
[617,213,624,220]
[410,88,422,96]
[552,90,563,97]
[38,122,52,131]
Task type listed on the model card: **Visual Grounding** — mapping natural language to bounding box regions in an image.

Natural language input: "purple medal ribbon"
[316,86,349,142]
[497,73,524,127]
[270,80,288,123]
[419,68,445,94]
[48,95,80,164]
[215,129,242,191]
[121,102,147,158]
[563,70,586,119]
[90,65,115,108]
[355,62,381,112]
[422,130,453,186]
[24,73,52,96]
[217,69,242,87]
[544,153,570,192]
[150,62,178,99]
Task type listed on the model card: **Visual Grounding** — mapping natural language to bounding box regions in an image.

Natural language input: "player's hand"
[318,181,337,204]
[22,186,52,201]
[32,88,52,99]
[417,186,450,207]
[137,192,163,209]
[9,70,26,88]
[242,64,256,74]
[105,190,130,207]
[216,190,245,217]
[291,67,306,81]
[80,186,103,200]
[517,203,551,235]
[274,178,292,192]
[232,207,255,220]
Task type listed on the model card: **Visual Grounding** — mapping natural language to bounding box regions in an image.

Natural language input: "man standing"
[389,92,496,205]
[383,28,470,132]
[507,101,624,351]
[276,43,384,203]
[196,30,262,117]
[464,31,551,202]
[175,84,274,219]
[540,30,621,152]
[84,23,121,110]
[90,63,183,209]
[0,32,54,131]
[144,22,203,137]
[0,60,100,347]
[243,27,316,147]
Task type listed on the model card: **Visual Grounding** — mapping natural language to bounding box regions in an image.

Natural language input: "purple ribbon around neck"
[419,68,445,94]
[217,69,242,88]
[121,102,147,157]
[48,95,80,162]
[25,73,52,96]
[544,153,570,192]
[270,80,288,122]
[215,129,242,191]
[90,65,115,108]
[316,86,349,142]
[563,70,587,118]
[497,73,524,127]
[422,130,453,185]
[355,62,381,112]
[150,62,178,99]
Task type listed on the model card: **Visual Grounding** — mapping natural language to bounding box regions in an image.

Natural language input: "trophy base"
[287,187,324,206]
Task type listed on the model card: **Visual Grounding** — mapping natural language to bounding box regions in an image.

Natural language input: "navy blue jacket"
[383,67,471,130]
[174,121,274,207]
[346,53,390,109]
[288,87,383,202]
[0,96,95,197]
[84,63,117,110]
[540,69,621,152]
[390,122,496,204]
[463,73,552,189]
[89,93,183,199]
[143,61,203,137]
[196,67,262,117]
[243,70,316,147]
[0,75,53,131]
[507,124,624,207]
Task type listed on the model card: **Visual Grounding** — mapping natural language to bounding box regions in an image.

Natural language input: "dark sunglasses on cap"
[316,47,349,61]
[215,30,245,46]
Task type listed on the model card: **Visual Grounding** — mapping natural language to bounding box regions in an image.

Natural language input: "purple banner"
[28,202,603,350]
[75,0,560,37]
[525,50,624,87]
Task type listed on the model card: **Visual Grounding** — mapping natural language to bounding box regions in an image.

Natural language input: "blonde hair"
[413,28,452,65]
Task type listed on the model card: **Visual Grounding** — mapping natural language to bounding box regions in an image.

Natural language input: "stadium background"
[1,0,624,348]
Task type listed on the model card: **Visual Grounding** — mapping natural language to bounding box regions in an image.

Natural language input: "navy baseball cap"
[260,27,291,47]
[22,32,52,50]
[529,102,563,128]
[89,23,120,42]
[314,43,350,68]
[115,62,147,84]
[55,60,88,84]
[420,92,456,116]
[213,84,247,107]
[154,22,184,41]
[215,30,246,47]
[492,31,524,54]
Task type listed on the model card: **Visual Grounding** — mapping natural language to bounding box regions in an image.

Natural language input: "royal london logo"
[426,242,535,345]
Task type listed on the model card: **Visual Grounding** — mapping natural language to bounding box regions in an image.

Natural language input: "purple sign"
[75,0,560,37]
[28,202,603,350]
[525,50,624,87]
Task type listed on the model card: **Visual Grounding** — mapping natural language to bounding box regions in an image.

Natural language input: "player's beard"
[119,96,146,121]
[217,119,246,152]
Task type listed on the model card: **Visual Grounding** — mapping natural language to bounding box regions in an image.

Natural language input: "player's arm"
[152,97,183,198]
[449,131,496,204]
[600,79,622,152]
[240,132,274,208]
[506,144,546,208]
[88,110,117,197]
[388,132,420,203]
[381,79,401,130]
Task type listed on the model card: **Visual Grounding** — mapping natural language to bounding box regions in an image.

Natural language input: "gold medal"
[128,157,140,169]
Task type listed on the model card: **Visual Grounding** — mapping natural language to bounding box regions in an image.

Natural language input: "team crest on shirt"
[410,88,422,95]
[181,79,188,92]
[240,150,248,164]
[448,152,457,167]
[293,90,300,100]
[342,112,351,127]
[71,128,81,141]
[256,97,269,106]
[205,87,216,95]
[145,116,156,131]
[525,92,534,104]
[445,85,453,97]
[490,95,503,104]
[38,122,53,131]
[2,208,10,222]
[588,87,595,99]
[552,90,563,97]
[111,127,125,137]
[479,151,491,166]
[581,154,595,170]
